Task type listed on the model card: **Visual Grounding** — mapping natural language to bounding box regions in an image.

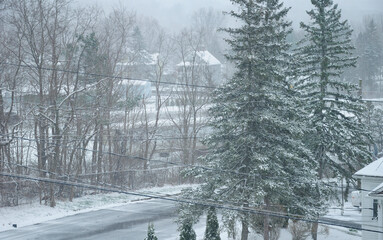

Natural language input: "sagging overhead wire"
[1,62,217,90]
[0,158,363,217]
[0,171,382,234]
[0,133,371,194]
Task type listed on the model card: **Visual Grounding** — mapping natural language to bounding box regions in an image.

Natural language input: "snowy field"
[0,185,362,239]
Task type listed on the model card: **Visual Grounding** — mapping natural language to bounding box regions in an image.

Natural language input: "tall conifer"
[180,1,319,240]
[179,220,196,240]
[204,207,221,240]
[144,223,158,240]
[295,0,372,239]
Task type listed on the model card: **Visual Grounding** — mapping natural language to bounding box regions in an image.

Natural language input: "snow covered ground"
[0,185,362,239]
[192,217,361,240]
[0,185,188,232]
[325,201,362,223]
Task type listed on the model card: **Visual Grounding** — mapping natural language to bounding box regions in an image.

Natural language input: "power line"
[0,159,308,213]
[0,133,207,142]
[0,133,371,195]
[0,159,134,193]
[1,171,382,234]
[0,156,373,232]
[0,157,365,217]
[0,159,181,179]
[3,62,381,101]
[1,62,217,90]
[0,143,371,199]
[0,158,185,207]
[1,134,250,180]
[0,129,371,203]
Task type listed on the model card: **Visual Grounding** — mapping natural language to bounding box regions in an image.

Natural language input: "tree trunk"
[264,196,270,240]
[241,218,249,240]
[311,222,318,240]
[49,183,56,207]
[91,133,98,184]
[97,125,104,183]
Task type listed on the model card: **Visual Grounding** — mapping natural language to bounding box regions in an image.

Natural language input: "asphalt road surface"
[0,198,362,240]
[0,199,182,240]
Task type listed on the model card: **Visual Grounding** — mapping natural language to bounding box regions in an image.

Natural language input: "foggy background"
[77,0,383,30]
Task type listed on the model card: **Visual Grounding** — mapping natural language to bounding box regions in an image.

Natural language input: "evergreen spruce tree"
[356,19,383,94]
[145,223,158,240]
[369,105,383,155]
[204,207,221,240]
[295,0,372,239]
[179,1,320,240]
[179,220,196,240]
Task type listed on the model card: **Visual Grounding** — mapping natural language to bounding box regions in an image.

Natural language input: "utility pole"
[359,79,363,98]
[341,177,344,216]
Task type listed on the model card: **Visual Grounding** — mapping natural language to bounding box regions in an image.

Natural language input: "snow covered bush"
[288,220,311,240]
[145,223,158,240]
[204,207,221,240]
[179,219,196,240]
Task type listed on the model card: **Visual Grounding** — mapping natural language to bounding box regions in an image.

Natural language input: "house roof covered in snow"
[120,79,151,86]
[177,50,221,67]
[368,182,383,198]
[354,157,383,178]
[117,51,159,66]
[196,51,221,65]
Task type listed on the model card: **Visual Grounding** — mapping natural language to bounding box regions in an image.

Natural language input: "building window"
[373,199,378,220]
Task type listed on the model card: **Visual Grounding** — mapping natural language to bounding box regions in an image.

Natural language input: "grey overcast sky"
[77,0,383,30]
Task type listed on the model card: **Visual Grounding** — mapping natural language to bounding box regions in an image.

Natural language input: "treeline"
[0,0,225,207]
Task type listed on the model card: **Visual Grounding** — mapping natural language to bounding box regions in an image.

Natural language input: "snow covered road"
[0,197,363,240]
[0,199,177,240]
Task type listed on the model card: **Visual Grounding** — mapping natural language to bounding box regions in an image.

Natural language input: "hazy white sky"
[77,0,383,30]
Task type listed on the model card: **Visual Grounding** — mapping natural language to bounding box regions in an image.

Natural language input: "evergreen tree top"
[179,220,196,240]
[204,207,221,240]
[296,0,357,94]
[300,0,353,49]
[222,0,294,95]
[145,223,158,240]
[294,0,372,180]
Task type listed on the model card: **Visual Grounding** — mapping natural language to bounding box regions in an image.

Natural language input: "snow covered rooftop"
[196,51,221,65]
[120,79,150,86]
[362,98,383,103]
[368,182,383,198]
[117,51,159,66]
[177,50,221,67]
[147,53,159,65]
[354,157,383,178]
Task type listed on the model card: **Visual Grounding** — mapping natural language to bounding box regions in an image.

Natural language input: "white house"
[116,51,159,80]
[369,182,383,240]
[117,79,152,99]
[176,50,222,86]
[354,157,383,240]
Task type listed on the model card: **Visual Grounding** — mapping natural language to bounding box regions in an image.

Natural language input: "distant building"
[354,157,383,240]
[369,183,383,240]
[176,50,222,86]
[117,79,151,100]
[116,51,159,80]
